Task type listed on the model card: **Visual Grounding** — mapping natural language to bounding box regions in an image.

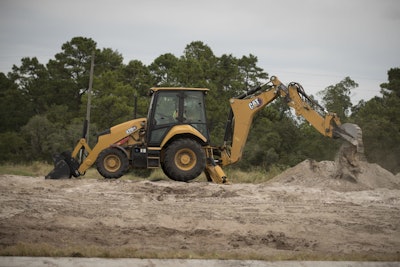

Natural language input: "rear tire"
[162,138,206,182]
[97,148,129,179]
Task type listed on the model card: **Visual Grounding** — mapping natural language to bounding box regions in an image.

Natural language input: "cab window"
[152,91,179,126]
[183,91,208,138]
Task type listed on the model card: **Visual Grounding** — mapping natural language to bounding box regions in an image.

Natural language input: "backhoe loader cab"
[147,88,210,146]
[143,88,212,182]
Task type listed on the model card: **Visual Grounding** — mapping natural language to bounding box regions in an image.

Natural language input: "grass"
[0,162,286,184]
[0,162,53,177]
[1,242,399,261]
[0,162,168,181]
[225,164,287,184]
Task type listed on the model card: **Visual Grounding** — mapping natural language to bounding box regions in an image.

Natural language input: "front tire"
[97,147,129,179]
[162,138,206,182]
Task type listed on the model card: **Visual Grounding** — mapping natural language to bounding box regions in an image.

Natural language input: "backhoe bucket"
[338,123,364,153]
[335,123,365,162]
[45,152,80,179]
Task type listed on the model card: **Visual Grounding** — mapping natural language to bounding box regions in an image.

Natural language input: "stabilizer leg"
[204,159,228,184]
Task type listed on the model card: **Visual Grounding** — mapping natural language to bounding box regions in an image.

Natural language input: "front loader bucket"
[45,152,80,179]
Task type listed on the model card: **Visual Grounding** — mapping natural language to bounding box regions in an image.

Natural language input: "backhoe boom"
[219,76,363,168]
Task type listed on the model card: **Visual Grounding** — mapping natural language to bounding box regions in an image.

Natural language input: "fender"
[160,125,207,148]
[110,144,130,158]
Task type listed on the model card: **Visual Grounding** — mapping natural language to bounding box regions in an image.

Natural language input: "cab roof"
[150,87,209,92]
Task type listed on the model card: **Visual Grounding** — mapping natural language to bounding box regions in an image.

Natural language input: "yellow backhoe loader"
[46,76,364,183]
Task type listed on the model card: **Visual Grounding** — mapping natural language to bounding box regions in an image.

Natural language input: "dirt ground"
[0,159,400,260]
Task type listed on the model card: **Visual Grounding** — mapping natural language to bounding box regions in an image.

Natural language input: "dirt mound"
[269,159,400,192]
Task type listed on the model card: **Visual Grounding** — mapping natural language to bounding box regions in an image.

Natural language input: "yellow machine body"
[46,77,363,184]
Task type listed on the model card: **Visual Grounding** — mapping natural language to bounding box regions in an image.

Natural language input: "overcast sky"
[1,0,399,103]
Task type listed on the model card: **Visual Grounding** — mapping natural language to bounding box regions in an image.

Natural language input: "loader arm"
[46,118,146,179]
[220,76,363,167]
[76,118,146,174]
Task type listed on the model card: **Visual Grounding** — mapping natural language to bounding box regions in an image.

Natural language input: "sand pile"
[269,159,400,192]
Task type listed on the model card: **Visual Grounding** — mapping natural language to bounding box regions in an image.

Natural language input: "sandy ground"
[0,159,400,260]
[1,257,399,267]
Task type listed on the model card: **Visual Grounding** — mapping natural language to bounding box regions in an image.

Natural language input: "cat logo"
[249,98,262,110]
[126,126,137,135]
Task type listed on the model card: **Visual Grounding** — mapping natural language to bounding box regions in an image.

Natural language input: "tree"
[47,37,98,113]
[183,41,215,62]
[213,54,241,93]
[318,77,358,120]
[380,67,400,97]
[296,122,340,161]
[21,115,55,160]
[178,41,217,87]
[353,68,400,173]
[122,60,154,97]
[238,54,268,91]
[86,70,137,130]
[149,53,180,86]
[8,57,50,116]
[0,132,27,162]
[0,73,33,132]
[94,47,124,74]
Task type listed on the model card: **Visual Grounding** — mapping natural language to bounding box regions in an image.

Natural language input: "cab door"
[147,90,180,146]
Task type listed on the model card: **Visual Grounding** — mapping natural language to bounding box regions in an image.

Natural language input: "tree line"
[0,36,399,174]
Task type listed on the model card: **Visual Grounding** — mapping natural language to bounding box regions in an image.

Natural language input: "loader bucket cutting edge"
[45,152,80,179]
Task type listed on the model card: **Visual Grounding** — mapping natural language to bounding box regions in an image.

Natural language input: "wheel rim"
[174,148,197,171]
[104,154,121,173]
